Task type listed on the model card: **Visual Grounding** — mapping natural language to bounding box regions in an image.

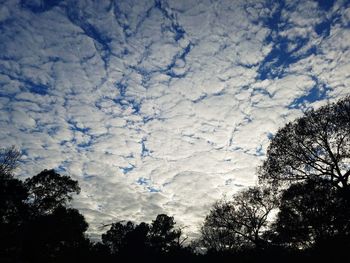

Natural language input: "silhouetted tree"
[19,169,88,262]
[102,221,138,256]
[22,206,90,262]
[200,187,278,252]
[88,242,111,262]
[0,147,28,261]
[0,146,21,177]
[124,222,150,255]
[149,214,183,253]
[0,176,28,260]
[102,214,185,260]
[25,169,80,215]
[271,180,350,250]
[259,96,350,189]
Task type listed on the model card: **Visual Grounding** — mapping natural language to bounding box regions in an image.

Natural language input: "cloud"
[1,0,350,239]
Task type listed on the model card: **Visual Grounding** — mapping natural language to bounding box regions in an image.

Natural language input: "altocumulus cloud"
[0,0,350,239]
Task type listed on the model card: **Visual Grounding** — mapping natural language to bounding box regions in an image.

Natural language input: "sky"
[0,0,350,240]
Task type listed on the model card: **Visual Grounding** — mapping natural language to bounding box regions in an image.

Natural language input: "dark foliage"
[200,186,278,252]
[149,214,183,253]
[271,180,350,249]
[22,206,90,262]
[101,214,185,261]
[259,96,350,189]
[25,169,80,215]
[102,221,141,255]
[0,147,28,261]
[0,169,29,261]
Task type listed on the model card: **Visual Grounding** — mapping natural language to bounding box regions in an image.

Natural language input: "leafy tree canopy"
[102,214,184,258]
[102,221,138,255]
[200,187,278,252]
[149,214,183,253]
[259,96,350,189]
[271,180,350,249]
[25,169,80,215]
[22,207,89,262]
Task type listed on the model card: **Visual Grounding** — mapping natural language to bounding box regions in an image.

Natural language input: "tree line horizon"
[1,95,350,262]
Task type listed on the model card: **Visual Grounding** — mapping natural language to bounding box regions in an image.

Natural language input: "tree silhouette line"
[1,96,350,262]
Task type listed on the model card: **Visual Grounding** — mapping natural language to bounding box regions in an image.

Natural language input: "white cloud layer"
[1,0,350,239]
